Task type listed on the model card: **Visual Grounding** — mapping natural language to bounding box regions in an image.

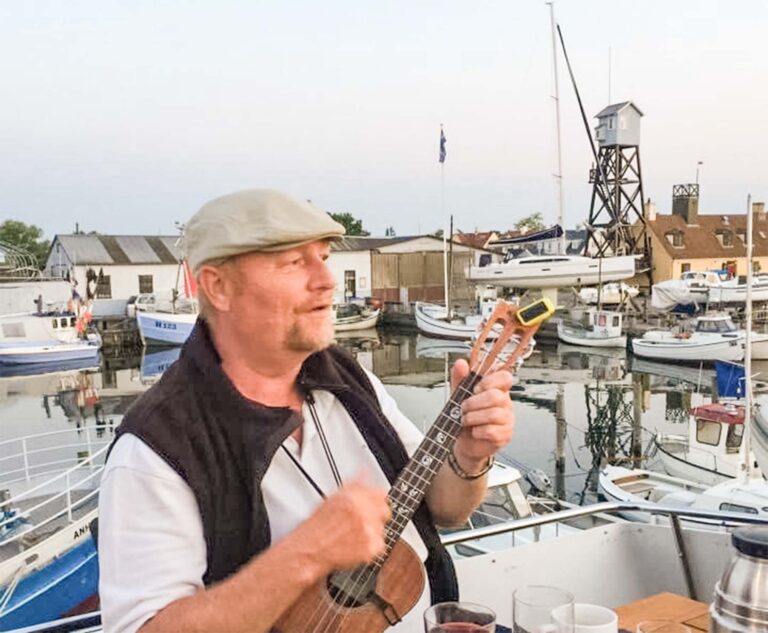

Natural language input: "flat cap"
[185,189,346,272]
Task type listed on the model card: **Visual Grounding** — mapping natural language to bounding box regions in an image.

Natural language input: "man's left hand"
[450,358,514,471]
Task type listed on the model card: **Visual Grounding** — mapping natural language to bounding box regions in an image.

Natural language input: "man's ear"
[197,264,234,313]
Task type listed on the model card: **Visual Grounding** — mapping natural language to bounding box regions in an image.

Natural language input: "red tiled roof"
[648,213,768,260]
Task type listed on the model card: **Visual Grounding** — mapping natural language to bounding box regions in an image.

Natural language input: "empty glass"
[424,601,497,632]
[636,622,692,633]
[513,585,575,633]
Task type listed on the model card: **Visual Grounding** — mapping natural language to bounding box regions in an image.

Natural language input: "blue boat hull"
[0,538,99,631]
[136,312,196,346]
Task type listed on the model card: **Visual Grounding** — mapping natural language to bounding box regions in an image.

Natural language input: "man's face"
[224,240,336,356]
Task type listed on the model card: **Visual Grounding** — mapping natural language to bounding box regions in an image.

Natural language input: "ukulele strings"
[308,317,530,632]
[314,370,488,633]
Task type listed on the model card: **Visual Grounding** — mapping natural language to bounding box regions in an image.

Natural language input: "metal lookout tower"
[585,101,652,282]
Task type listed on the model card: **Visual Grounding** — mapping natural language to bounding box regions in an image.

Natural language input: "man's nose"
[311,257,336,291]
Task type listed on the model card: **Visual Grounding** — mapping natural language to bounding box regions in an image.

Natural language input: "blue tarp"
[715,360,746,399]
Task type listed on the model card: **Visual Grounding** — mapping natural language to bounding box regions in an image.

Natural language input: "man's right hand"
[299,474,391,574]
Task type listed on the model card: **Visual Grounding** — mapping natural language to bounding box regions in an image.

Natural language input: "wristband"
[447,450,494,480]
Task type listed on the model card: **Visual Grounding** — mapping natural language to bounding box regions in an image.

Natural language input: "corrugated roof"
[54,234,181,265]
[648,213,768,259]
[331,236,418,252]
[115,236,162,263]
[595,101,644,119]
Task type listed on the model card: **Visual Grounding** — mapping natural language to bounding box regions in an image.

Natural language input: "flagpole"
[440,125,449,315]
[742,193,754,481]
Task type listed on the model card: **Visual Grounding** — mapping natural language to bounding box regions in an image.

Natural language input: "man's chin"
[286,324,335,354]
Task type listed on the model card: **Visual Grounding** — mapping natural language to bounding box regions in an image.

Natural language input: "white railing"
[0,427,114,550]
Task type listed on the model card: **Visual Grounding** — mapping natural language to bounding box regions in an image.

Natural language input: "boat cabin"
[0,313,79,343]
[693,314,738,334]
[690,403,745,456]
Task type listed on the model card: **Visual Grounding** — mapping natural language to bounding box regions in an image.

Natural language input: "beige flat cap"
[185,189,346,272]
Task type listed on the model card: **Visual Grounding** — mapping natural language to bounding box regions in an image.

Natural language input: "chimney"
[644,198,657,221]
[753,201,766,222]
[672,184,699,225]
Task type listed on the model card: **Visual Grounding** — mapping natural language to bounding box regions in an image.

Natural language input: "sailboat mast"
[440,125,449,314]
[547,1,566,255]
[742,193,754,481]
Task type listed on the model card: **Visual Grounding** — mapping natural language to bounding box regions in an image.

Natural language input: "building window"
[96,275,112,299]
[737,231,746,243]
[716,230,733,247]
[681,263,691,273]
[666,231,683,247]
[344,270,356,299]
[139,275,153,294]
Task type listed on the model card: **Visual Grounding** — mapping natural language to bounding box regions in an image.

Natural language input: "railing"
[0,427,114,550]
[442,501,768,602]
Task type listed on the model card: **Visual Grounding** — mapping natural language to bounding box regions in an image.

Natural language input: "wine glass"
[424,601,497,632]
[513,585,575,633]
[636,622,692,633]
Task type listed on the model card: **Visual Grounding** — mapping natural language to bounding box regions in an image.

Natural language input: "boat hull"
[631,337,744,362]
[654,436,735,487]
[414,303,494,340]
[557,325,626,348]
[136,311,197,346]
[0,342,100,365]
[467,255,637,289]
[0,537,98,631]
[334,310,380,332]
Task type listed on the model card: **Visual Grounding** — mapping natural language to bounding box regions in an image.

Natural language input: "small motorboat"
[0,340,100,365]
[414,301,499,340]
[654,402,761,486]
[599,465,768,528]
[333,305,380,332]
[631,314,746,363]
[136,310,197,347]
[556,309,626,349]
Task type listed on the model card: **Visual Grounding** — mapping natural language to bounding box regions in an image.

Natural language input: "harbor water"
[3,331,764,506]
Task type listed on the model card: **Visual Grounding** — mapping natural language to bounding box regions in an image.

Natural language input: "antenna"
[608,46,612,103]
[546,1,565,255]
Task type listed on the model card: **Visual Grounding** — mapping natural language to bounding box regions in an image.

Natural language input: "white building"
[44,234,182,314]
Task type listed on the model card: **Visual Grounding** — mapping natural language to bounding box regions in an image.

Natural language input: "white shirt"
[99,369,431,633]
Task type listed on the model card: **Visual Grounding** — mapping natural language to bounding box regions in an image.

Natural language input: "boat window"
[696,320,718,333]
[696,420,721,446]
[719,502,758,515]
[70,317,77,327]
[471,485,519,527]
[597,314,607,326]
[612,316,620,327]
[52,319,58,329]
[1,322,25,337]
[60,317,68,328]
[717,319,737,333]
[725,424,744,452]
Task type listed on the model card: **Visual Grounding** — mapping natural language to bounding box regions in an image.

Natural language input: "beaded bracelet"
[447,450,495,480]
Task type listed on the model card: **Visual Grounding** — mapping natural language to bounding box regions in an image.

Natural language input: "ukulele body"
[274,538,425,633]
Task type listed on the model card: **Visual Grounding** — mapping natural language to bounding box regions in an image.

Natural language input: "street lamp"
[696,161,703,185]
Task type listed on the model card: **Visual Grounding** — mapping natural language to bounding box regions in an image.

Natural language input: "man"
[98,189,514,633]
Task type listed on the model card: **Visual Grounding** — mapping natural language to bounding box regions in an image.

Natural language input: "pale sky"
[0,0,765,240]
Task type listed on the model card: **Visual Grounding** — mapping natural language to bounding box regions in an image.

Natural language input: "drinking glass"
[424,601,497,632]
[513,585,575,633]
[636,622,691,633]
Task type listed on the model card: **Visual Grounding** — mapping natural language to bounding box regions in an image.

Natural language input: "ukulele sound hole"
[327,567,378,608]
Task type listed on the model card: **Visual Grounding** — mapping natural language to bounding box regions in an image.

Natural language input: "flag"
[439,127,447,163]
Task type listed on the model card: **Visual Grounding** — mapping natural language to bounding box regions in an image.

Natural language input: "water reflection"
[1,332,759,505]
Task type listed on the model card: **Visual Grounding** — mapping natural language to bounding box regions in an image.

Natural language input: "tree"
[0,220,50,269]
[329,212,370,236]
[514,212,545,234]
[385,226,396,237]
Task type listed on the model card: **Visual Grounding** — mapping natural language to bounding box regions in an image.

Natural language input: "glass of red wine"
[512,585,575,633]
[423,601,497,632]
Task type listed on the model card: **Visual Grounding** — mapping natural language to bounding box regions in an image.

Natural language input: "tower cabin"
[594,101,643,147]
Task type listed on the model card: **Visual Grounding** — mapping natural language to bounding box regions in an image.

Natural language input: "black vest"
[114,321,458,604]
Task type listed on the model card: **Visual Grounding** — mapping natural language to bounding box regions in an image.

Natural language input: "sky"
[0,0,765,240]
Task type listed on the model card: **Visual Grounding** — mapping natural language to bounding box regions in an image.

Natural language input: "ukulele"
[275,298,555,633]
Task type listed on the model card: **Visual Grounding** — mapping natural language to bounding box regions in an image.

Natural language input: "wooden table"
[615,592,710,632]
